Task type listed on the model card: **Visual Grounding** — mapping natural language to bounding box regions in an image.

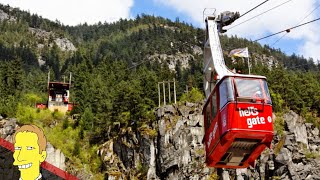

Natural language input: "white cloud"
[0,0,134,26]
[155,0,320,61]
[299,39,320,61]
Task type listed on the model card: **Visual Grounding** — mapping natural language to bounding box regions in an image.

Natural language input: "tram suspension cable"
[271,3,320,46]
[239,0,270,18]
[227,0,293,30]
[254,17,320,42]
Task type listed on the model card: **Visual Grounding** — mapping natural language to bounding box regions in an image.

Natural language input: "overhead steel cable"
[272,3,320,46]
[254,17,320,42]
[271,30,290,46]
[239,0,270,18]
[227,0,293,30]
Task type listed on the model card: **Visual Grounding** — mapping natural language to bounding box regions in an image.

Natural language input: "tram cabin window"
[234,77,272,104]
[262,80,272,104]
[219,77,234,109]
[211,92,217,119]
[206,103,211,129]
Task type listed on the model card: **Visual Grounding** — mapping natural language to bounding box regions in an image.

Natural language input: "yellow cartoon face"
[13,131,47,178]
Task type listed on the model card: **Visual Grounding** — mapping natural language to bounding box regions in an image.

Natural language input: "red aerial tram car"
[202,9,274,169]
[203,74,274,168]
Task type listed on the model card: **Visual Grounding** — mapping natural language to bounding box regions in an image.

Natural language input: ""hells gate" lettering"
[239,107,258,117]
[207,122,218,148]
[239,107,266,128]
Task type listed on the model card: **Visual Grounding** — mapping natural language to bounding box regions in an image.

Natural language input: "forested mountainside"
[0,3,320,179]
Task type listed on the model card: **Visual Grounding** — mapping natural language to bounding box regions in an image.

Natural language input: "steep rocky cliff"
[99,102,214,180]
[99,103,320,180]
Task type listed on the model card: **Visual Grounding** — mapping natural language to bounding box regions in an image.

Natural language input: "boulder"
[275,148,292,164]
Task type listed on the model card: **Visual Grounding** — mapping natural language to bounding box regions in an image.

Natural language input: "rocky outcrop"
[29,28,53,39]
[0,117,18,141]
[29,27,77,52]
[156,102,212,179]
[271,111,320,180]
[148,53,194,71]
[0,9,16,22]
[99,102,214,179]
[54,38,77,52]
[252,53,279,70]
[226,110,320,180]
[98,126,156,180]
[192,45,203,55]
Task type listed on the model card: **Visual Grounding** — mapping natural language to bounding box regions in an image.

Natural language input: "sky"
[0,0,319,62]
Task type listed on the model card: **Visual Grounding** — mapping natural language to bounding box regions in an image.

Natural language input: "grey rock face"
[29,27,53,39]
[29,27,77,52]
[147,53,193,72]
[54,38,77,51]
[192,45,203,55]
[0,118,17,140]
[251,111,320,180]
[98,102,213,179]
[156,104,206,176]
[251,53,279,69]
[284,111,309,147]
[0,9,16,22]
[275,148,292,165]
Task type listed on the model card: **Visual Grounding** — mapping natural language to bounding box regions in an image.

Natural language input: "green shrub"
[62,117,69,129]
[52,110,64,121]
[274,114,285,136]
[16,104,36,124]
[73,141,80,156]
[138,124,157,138]
[23,93,43,107]
[180,87,204,103]
[274,135,286,156]
[80,108,94,130]
[270,91,284,113]
[136,160,148,178]
[37,109,55,126]
[0,95,18,117]
[16,104,58,126]
[208,172,219,180]
[304,112,320,128]
[45,124,102,175]
[305,152,319,159]
[302,143,320,159]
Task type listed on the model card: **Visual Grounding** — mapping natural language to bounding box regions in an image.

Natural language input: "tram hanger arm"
[216,11,240,33]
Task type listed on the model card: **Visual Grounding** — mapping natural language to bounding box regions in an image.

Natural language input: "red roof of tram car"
[203,75,274,168]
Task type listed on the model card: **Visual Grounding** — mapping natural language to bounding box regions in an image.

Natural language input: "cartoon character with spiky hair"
[13,125,47,180]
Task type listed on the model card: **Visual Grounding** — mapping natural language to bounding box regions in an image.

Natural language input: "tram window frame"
[219,77,234,110]
[262,80,272,104]
[206,102,211,129]
[211,92,217,120]
[233,77,272,104]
